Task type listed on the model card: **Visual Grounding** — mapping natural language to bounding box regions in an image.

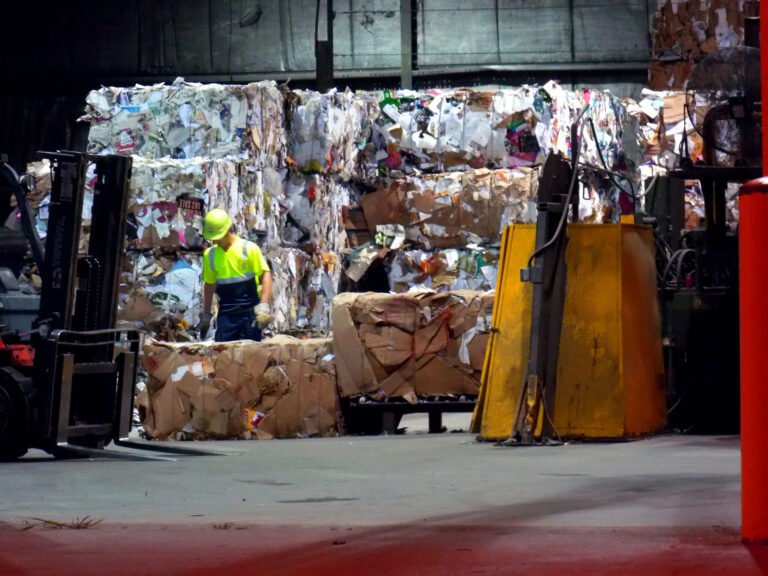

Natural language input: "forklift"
[0,151,211,460]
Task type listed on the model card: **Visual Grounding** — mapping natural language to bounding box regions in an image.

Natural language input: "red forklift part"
[740,177,768,543]
[0,338,34,368]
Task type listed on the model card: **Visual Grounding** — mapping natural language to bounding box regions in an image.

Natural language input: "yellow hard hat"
[203,208,232,240]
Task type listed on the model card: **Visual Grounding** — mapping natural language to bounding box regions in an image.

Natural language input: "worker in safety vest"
[198,209,273,341]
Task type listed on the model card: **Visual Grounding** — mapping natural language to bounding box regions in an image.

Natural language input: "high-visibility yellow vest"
[202,237,270,314]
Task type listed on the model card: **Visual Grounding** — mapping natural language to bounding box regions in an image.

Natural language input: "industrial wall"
[3,1,650,82]
[0,0,652,166]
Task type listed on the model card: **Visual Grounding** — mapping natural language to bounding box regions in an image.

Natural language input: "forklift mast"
[33,152,132,334]
[32,152,139,453]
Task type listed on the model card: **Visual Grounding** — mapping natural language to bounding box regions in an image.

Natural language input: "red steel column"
[764,3,768,175]
[741,178,768,543]
[740,5,768,543]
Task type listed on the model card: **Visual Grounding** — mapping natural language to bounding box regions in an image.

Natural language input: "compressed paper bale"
[127,157,284,252]
[244,81,287,168]
[287,89,378,180]
[140,337,338,440]
[388,248,500,294]
[82,80,249,160]
[266,247,341,335]
[284,174,356,253]
[330,291,494,399]
[370,85,626,173]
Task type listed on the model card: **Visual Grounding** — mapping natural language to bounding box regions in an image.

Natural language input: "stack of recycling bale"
[649,0,759,90]
[328,83,634,408]
[72,78,637,437]
[80,79,633,337]
[82,79,374,338]
[342,82,632,294]
[81,81,379,437]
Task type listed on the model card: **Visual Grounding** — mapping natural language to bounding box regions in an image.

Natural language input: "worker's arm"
[199,282,216,337]
[199,248,216,337]
[250,244,272,327]
[259,271,272,305]
[201,247,217,316]
[203,282,215,314]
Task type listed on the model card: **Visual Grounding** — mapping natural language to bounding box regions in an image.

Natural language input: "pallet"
[342,398,477,435]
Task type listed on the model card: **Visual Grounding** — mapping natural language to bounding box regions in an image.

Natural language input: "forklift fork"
[42,329,224,461]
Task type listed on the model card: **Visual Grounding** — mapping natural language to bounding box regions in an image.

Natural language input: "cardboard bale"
[128,157,284,251]
[331,290,494,400]
[141,336,339,440]
[117,252,203,339]
[361,167,538,248]
[388,247,500,293]
[370,84,630,186]
[82,79,250,160]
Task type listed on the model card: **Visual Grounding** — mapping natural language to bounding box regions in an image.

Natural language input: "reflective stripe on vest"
[217,272,255,285]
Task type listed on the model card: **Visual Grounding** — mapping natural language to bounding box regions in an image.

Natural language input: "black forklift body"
[663,165,761,433]
[0,151,217,460]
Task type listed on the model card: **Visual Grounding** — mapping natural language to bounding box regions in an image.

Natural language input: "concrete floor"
[0,417,764,575]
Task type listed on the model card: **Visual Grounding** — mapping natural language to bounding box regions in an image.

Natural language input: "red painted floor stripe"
[1,522,767,575]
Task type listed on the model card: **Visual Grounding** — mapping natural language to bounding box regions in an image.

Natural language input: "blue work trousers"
[215,309,262,342]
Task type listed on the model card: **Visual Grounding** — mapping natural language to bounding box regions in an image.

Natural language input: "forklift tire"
[0,368,33,461]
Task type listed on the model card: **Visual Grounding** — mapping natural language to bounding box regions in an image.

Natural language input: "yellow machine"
[471,223,667,441]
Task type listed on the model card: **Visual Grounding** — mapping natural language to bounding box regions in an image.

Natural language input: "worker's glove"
[254,303,272,327]
[198,311,213,339]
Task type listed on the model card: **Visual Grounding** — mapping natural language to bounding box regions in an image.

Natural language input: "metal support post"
[315,0,334,92]
[400,0,413,89]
